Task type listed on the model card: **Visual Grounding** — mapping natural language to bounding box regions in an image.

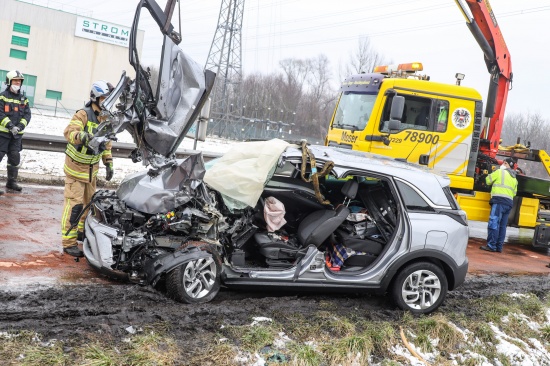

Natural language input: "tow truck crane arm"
[455,0,512,159]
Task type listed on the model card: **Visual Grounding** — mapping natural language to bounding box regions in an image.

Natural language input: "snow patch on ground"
[15,113,236,184]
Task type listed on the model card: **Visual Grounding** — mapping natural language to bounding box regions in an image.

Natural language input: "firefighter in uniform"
[480,157,518,253]
[61,80,114,257]
[0,70,31,195]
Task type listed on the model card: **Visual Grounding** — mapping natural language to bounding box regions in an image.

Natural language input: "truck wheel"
[166,244,221,304]
[391,262,448,314]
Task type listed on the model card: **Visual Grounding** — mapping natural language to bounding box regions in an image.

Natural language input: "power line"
[176,5,550,52]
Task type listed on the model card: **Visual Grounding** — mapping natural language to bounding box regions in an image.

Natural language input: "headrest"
[341,180,358,200]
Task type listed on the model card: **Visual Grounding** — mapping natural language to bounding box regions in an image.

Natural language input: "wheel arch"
[379,250,462,294]
[142,246,214,287]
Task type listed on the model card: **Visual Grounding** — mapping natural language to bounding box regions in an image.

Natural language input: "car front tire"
[166,244,221,304]
[391,262,448,314]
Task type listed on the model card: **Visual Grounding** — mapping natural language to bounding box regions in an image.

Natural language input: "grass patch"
[408,314,463,354]
[471,323,496,344]
[322,335,372,365]
[240,325,276,352]
[187,341,238,366]
[288,342,323,366]
[123,329,180,365]
[78,341,121,365]
[540,325,550,342]
[0,331,68,366]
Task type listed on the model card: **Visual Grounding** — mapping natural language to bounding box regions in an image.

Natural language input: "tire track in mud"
[1,274,549,342]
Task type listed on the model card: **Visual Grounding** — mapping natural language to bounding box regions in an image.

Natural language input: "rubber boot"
[6,166,22,192]
[64,245,84,257]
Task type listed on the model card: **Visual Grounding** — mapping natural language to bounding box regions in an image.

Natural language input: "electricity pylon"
[205,0,245,138]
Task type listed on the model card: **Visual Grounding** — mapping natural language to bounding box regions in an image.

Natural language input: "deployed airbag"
[204,139,289,208]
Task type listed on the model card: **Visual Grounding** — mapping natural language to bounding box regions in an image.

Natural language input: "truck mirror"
[387,119,401,132]
[390,96,405,121]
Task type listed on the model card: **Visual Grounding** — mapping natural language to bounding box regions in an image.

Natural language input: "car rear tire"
[391,262,448,314]
[166,244,221,304]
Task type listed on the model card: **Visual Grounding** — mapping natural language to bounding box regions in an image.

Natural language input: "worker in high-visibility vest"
[0,70,31,195]
[61,80,114,257]
[480,157,518,253]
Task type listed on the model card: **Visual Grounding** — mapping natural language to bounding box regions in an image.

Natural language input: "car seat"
[255,180,358,261]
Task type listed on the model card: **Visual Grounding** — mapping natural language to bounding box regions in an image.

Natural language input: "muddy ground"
[1,184,550,354]
[1,274,550,347]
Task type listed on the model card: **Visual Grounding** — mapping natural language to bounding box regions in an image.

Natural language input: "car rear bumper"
[451,258,469,290]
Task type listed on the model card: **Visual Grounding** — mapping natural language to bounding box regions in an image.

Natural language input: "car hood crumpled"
[117,153,209,214]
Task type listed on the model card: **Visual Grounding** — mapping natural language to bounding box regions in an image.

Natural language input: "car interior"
[230,162,400,272]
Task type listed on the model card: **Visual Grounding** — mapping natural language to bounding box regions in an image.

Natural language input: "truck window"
[379,94,433,132]
[333,92,377,131]
[435,100,449,132]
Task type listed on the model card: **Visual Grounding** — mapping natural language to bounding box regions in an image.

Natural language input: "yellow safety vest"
[486,168,518,200]
[64,107,102,165]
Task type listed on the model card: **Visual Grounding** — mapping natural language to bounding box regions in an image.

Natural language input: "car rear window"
[396,181,434,212]
[442,186,459,210]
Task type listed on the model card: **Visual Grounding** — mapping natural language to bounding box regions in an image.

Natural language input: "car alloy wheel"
[166,243,221,304]
[182,257,217,299]
[392,262,448,314]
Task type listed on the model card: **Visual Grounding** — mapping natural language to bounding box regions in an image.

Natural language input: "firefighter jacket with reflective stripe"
[486,168,518,203]
[0,87,30,136]
[63,104,112,182]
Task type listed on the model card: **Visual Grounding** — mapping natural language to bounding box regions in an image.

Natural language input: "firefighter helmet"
[90,80,114,101]
[6,70,24,86]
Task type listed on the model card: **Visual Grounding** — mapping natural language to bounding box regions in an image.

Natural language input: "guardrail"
[22,133,223,161]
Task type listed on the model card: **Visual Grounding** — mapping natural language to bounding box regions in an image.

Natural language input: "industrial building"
[0,0,144,110]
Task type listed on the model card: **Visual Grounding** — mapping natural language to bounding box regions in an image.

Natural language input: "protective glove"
[105,163,114,181]
[79,131,92,146]
[10,126,20,136]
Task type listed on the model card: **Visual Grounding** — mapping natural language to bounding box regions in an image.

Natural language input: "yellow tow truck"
[325,1,550,247]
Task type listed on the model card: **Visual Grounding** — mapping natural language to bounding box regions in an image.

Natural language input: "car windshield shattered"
[81,0,469,314]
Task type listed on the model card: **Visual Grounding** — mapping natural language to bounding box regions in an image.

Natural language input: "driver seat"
[255,180,358,260]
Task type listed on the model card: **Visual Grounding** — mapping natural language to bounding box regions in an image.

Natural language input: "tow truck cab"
[325,63,545,236]
[325,63,482,192]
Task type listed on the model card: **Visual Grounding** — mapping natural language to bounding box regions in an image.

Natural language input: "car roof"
[284,144,451,207]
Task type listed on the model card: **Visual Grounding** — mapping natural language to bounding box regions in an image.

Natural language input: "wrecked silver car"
[81,0,468,314]
[84,139,469,313]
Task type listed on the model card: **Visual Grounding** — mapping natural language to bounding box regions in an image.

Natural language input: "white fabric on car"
[264,196,287,232]
[204,138,290,208]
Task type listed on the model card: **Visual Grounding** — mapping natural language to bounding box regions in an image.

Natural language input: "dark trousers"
[0,133,22,167]
[486,203,512,251]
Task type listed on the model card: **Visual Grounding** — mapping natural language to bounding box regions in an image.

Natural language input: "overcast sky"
[27,0,550,118]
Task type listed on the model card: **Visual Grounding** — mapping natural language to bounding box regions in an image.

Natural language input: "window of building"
[46,90,63,100]
[11,35,29,47]
[13,23,31,34]
[9,49,27,60]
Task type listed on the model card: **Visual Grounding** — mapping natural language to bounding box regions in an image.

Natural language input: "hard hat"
[6,70,24,85]
[90,80,114,100]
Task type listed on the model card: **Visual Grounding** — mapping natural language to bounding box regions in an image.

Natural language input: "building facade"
[0,0,144,110]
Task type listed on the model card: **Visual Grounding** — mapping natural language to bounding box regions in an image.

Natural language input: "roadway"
[1,183,549,290]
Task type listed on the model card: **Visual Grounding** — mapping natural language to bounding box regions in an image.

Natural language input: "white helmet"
[90,80,113,102]
[6,70,24,86]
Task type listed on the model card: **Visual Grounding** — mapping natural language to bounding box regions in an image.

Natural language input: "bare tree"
[501,112,550,178]
[338,37,390,81]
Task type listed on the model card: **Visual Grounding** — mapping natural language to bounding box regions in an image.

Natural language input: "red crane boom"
[455,0,513,158]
